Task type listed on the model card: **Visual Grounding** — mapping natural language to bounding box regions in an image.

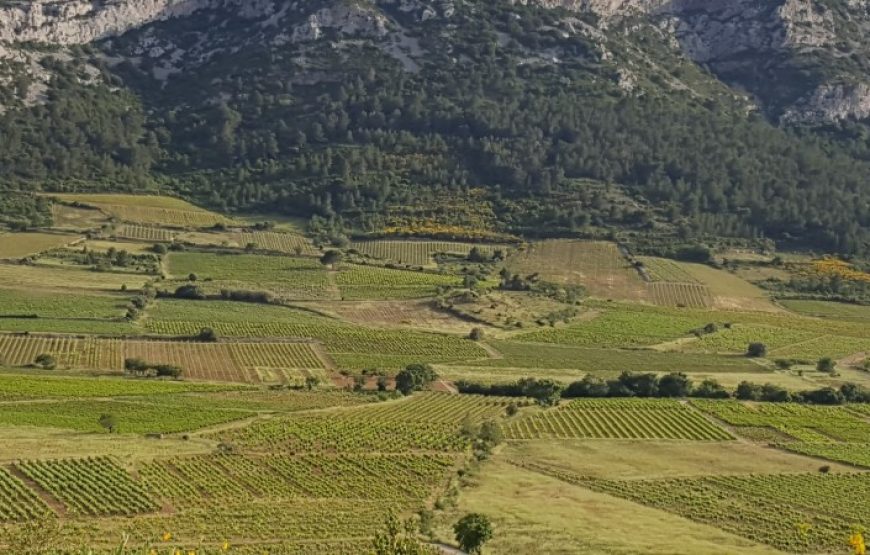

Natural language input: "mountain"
[0,0,868,254]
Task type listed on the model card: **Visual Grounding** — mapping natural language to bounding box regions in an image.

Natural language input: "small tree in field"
[197,327,218,342]
[319,249,343,270]
[817,357,835,374]
[747,342,767,357]
[454,513,493,554]
[34,354,56,370]
[98,413,118,433]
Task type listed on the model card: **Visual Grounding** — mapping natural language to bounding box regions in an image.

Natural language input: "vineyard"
[0,373,231,400]
[781,299,870,322]
[350,240,500,266]
[0,232,80,259]
[336,264,461,299]
[508,240,648,301]
[637,257,700,283]
[0,398,254,434]
[648,282,712,308]
[577,472,870,553]
[123,340,330,383]
[468,340,763,374]
[0,288,128,319]
[783,443,870,468]
[140,452,454,506]
[17,456,157,516]
[113,224,176,242]
[692,400,870,442]
[505,399,734,440]
[143,319,488,368]
[0,261,148,291]
[513,306,712,348]
[0,335,122,370]
[214,393,518,452]
[0,466,52,521]
[179,230,317,256]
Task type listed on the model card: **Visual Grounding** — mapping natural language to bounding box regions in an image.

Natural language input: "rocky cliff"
[1,0,869,124]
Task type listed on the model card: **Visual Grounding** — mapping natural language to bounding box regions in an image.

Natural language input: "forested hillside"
[0,0,868,254]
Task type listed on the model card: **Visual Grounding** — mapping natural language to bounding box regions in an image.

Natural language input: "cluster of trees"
[123,357,182,378]
[458,372,870,405]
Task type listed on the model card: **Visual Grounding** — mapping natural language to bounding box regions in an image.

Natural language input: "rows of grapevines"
[692,400,870,442]
[0,467,52,521]
[506,399,733,440]
[141,453,454,506]
[212,393,513,452]
[16,457,157,516]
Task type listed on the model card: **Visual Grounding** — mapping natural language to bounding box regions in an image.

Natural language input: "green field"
[5,196,870,554]
[781,299,870,321]
[505,399,734,441]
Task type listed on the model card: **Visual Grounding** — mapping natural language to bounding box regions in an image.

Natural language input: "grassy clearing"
[0,262,147,292]
[51,194,235,227]
[0,427,213,462]
[439,459,779,555]
[680,262,778,312]
[508,240,647,300]
[503,440,855,479]
[581,473,870,553]
[49,204,109,230]
[0,232,80,259]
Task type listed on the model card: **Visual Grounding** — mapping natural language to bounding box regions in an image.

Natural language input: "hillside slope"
[0,0,868,253]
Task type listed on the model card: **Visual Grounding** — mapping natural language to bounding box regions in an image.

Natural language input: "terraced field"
[505,399,733,440]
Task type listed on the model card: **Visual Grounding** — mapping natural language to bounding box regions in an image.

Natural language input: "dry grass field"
[49,204,109,230]
[0,232,81,259]
[51,194,236,228]
[508,240,648,301]
[681,262,779,312]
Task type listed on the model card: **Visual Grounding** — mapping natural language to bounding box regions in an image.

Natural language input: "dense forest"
[0,1,868,254]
